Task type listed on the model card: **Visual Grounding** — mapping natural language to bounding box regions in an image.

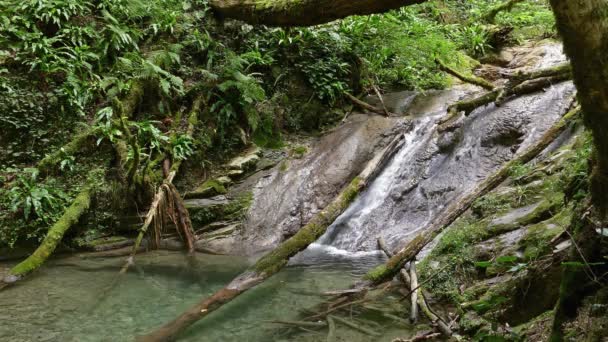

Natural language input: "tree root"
[119,96,204,274]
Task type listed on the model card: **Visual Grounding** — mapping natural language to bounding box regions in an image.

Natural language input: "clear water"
[0,251,412,342]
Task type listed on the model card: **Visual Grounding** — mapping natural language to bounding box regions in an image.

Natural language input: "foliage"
[0,168,71,247]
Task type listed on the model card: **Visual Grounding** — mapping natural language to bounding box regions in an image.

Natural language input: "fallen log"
[436,59,495,90]
[363,105,581,285]
[482,0,526,23]
[444,63,573,119]
[0,169,102,290]
[345,92,397,117]
[139,131,408,342]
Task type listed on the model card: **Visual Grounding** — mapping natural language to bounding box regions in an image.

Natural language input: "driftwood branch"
[441,62,572,125]
[372,85,390,116]
[409,262,419,323]
[417,291,452,337]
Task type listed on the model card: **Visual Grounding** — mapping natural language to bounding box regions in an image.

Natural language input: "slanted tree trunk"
[547,2,608,340]
[139,131,408,342]
[0,170,102,290]
[482,0,527,23]
[550,0,608,213]
[209,0,427,26]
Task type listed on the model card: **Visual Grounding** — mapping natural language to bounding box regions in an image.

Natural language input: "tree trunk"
[547,2,608,339]
[209,0,427,26]
[549,0,608,214]
[138,131,407,341]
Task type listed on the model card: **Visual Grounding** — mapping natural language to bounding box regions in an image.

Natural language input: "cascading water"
[300,43,576,257]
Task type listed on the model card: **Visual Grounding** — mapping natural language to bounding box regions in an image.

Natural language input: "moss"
[191,179,228,198]
[279,160,289,172]
[253,177,361,275]
[290,145,308,159]
[519,207,572,260]
[487,194,564,236]
[189,192,253,227]
[37,127,100,174]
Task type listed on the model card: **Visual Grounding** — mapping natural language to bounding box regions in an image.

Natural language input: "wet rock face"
[317,44,575,252]
[237,114,407,255]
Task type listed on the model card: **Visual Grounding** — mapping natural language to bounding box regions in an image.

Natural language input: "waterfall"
[314,80,575,254]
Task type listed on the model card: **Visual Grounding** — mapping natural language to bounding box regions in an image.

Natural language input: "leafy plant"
[7,168,69,222]
[171,134,194,161]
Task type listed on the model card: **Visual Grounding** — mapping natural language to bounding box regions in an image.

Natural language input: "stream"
[0,42,575,342]
[0,251,409,341]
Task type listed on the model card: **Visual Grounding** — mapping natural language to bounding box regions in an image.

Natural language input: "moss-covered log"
[445,63,573,119]
[37,81,144,175]
[0,175,99,290]
[482,0,526,23]
[138,132,407,342]
[209,0,427,27]
[436,59,495,90]
[364,107,581,285]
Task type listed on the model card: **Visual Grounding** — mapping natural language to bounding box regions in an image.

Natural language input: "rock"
[239,113,405,255]
[185,179,228,199]
[186,193,252,228]
[194,224,240,255]
[228,169,245,179]
[228,146,262,171]
[216,176,232,185]
[199,223,239,241]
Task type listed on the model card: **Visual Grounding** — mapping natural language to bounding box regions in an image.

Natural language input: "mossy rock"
[187,192,253,227]
[185,179,228,199]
